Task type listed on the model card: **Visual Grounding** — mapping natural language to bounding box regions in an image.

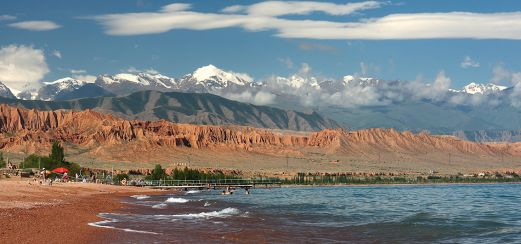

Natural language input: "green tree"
[113,173,130,184]
[0,152,5,168]
[147,164,166,180]
[49,141,65,163]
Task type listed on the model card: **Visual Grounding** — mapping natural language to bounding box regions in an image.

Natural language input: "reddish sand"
[0,178,164,244]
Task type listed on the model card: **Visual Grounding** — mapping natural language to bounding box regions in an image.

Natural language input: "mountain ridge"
[0,90,339,131]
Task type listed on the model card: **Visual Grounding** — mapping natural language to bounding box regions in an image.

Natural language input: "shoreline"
[1,178,520,243]
[0,179,166,244]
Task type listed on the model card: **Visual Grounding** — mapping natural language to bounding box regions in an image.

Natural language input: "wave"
[185,190,200,194]
[170,207,239,219]
[165,197,189,203]
[130,195,150,200]
[88,216,159,235]
[152,203,167,209]
[204,201,212,207]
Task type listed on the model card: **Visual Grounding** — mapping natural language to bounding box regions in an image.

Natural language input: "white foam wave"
[88,216,159,235]
[204,201,212,207]
[169,207,239,219]
[152,203,167,209]
[185,190,200,194]
[165,197,189,203]
[130,195,150,200]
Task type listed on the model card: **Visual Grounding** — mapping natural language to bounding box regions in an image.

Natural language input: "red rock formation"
[0,104,339,151]
[0,104,513,158]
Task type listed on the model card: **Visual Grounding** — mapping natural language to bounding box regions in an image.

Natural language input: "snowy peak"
[342,75,382,87]
[0,81,16,99]
[96,72,177,88]
[43,77,87,89]
[36,77,87,101]
[187,64,254,88]
[458,82,508,95]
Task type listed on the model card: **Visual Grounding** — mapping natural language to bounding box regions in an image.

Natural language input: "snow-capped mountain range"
[0,64,512,102]
[451,82,508,95]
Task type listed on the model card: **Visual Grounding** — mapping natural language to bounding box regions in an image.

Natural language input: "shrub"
[113,173,130,184]
[0,152,5,168]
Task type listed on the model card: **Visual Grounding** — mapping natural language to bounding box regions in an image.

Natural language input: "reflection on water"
[92,184,521,243]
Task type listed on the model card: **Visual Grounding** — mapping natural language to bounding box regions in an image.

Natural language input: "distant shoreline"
[280,181,521,188]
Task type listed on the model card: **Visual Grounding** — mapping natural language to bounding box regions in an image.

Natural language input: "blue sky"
[1,0,521,90]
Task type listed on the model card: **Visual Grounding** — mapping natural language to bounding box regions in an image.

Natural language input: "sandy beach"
[0,178,163,244]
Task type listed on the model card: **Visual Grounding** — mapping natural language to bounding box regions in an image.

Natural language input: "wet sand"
[0,179,163,244]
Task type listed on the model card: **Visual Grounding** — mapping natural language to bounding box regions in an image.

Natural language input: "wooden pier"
[144,179,282,189]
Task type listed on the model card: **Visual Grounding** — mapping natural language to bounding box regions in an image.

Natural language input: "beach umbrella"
[52,167,69,174]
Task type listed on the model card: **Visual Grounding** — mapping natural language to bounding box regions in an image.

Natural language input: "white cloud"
[0,44,49,90]
[70,69,86,74]
[491,64,511,83]
[91,3,521,40]
[488,64,521,107]
[125,66,141,73]
[278,57,293,69]
[8,20,61,31]
[460,56,479,68]
[222,90,276,105]
[145,68,159,74]
[72,74,97,83]
[124,66,160,74]
[0,15,16,21]
[223,1,383,16]
[298,63,311,75]
[52,50,62,59]
[161,3,192,12]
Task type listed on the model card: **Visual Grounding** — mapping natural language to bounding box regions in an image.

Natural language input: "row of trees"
[145,164,239,181]
[285,172,521,185]
[20,142,80,175]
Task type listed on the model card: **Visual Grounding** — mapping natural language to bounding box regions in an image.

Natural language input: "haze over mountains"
[1,64,521,141]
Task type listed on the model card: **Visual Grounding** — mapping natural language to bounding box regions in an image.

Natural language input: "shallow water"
[92,184,521,243]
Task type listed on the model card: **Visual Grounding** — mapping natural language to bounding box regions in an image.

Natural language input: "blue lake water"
[91,184,521,243]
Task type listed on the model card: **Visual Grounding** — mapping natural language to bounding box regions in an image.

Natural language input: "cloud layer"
[8,20,61,31]
[92,2,521,40]
[0,45,49,90]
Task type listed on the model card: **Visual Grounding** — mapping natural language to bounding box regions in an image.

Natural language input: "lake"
[90,184,521,243]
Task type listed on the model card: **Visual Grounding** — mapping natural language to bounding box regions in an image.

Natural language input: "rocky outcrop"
[0,104,340,151]
[0,104,514,158]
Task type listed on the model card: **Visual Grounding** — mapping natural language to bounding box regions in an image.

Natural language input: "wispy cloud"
[51,50,62,59]
[0,15,16,21]
[298,42,336,52]
[124,66,160,74]
[9,20,61,31]
[277,57,294,69]
[460,56,479,68]
[222,1,383,16]
[72,74,97,83]
[90,3,521,40]
[70,69,86,74]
